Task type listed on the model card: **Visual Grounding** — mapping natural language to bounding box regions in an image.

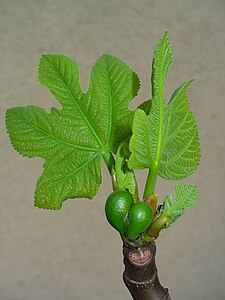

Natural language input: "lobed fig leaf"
[6,54,140,209]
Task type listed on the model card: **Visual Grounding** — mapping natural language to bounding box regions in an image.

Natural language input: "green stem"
[143,166,158,199]
[103,152,117,190]
[103,152,115,174]
[132,171,139,203]
[147,214,169,237]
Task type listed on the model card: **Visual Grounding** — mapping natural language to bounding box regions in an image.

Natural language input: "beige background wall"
[1,0,225,299]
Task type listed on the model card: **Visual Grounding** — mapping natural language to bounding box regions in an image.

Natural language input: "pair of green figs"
[105,190,153,240]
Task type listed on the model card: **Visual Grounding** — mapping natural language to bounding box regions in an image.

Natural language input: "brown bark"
[123,242,171,300]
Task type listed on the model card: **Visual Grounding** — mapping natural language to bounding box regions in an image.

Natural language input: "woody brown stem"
[123,242,171,300]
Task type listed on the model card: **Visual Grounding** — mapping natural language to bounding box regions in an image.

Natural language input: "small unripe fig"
[105,190,133,236]
[126,202,153,240]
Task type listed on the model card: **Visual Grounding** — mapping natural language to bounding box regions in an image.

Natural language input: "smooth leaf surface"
[162,183,199,227]
[6,54,140,209]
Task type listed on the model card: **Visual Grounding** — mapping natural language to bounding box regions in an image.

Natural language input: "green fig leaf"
[163,183,199,227]
[129,32,200,180]
[6,54,140,209]
[115,145,136,194]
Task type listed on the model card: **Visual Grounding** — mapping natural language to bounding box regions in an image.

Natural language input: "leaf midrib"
[39,153,100,194]
[46,56,104,149]
[105,56,113,147]
[168,187,195,213]
[152,49,166,167]
[15,113,99,153]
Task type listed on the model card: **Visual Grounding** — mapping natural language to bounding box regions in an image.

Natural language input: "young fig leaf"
[162,183,199,227]
[129,32,200,181]
[115,145,136,194]
[159,80,200,179]
[6,54,140,210]
[129,31,173,171]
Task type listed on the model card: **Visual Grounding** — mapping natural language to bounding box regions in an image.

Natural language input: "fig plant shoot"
[6,32,200,300]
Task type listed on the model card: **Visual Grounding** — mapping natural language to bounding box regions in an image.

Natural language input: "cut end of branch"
[122,242,171,300]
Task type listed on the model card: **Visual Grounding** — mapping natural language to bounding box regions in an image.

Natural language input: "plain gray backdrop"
[1,0,225,299]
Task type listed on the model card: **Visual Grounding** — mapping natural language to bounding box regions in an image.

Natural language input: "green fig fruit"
[105,190,133,236]
[126,202,153,240]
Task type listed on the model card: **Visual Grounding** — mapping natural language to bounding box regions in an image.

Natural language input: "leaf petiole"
[103,152,115,174]
[132,174,139,203]
[143,166,158,199]
[146,213,169,237]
